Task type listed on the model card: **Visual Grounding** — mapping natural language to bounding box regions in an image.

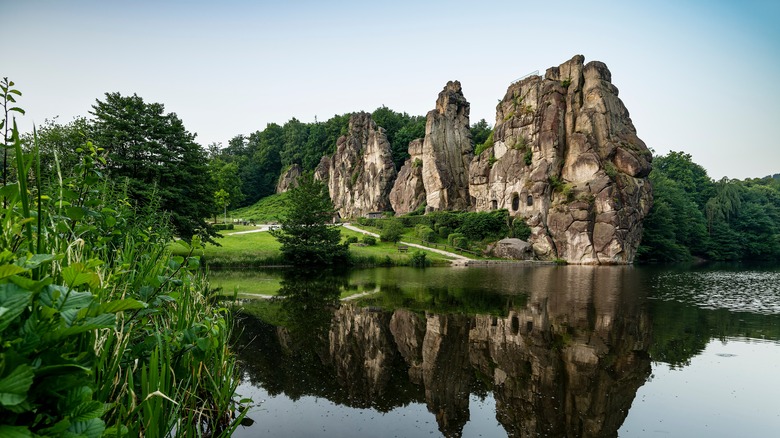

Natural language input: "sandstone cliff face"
[275,163,302,193]
[316,112,397,218]
[422,81,474,211]
[388,139,426,215]
[469,55,652,264]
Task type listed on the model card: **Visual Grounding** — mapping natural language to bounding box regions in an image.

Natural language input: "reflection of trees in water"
[236,267,654,437]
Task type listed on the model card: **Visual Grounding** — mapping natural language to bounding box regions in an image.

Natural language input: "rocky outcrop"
[422,81,473,211]
[388,139,426,215]
[275,163,302,193]
[469,55,652,264]
[316,112,397,218]
[486,238,533,260]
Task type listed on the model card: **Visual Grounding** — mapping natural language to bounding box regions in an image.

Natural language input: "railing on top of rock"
[510,70,540,85]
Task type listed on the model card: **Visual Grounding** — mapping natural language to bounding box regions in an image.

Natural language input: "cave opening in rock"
[511,193,520,211]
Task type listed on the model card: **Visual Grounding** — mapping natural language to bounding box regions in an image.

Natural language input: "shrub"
[345,236,359,244]
[409,250,429,267]
[457,210,509,241]
[474,131,494,156]
[511,217,532,240]
[380,219,403,243]
[437,226,452,239]
[415,224,437,242]
[523,148,533,166]
[213,223,235,231]
[430,211,462,231]
[362,235,377,246]
[452,236,470,249]
[448,232,466,246]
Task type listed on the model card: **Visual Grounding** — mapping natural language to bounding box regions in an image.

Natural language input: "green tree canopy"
[270,173,348,266]
[90,92,216,240]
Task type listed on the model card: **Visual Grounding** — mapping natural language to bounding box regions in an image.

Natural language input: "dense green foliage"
[270,174,348,266]
[0,108,244,436]
[90,93,216,241]
[638,151,780,263]
[358,209,527,255]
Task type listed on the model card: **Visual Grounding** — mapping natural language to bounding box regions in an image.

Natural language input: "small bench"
[397,245,409,253]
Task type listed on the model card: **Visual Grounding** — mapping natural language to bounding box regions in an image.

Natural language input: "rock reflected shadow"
[236,266,652,437]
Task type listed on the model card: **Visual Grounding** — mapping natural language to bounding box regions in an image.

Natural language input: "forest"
[14,89,780,264]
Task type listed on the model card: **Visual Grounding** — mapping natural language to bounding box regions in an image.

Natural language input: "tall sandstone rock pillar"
[422,81,474,211]
[315,112,397,218]
[469,55,653,264]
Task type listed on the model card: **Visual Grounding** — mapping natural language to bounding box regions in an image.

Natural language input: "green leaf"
[0,283,31,332]
[65,206,87,221]
[103,425,129,437]
[9,107,25,115]
[99,298,146,313]
[9,275,53,292]
[68,417,106,438]
[41,285,93,311]
[0,425,33,438]
[70,400,105,422]
[196,338,210,351]
[0,264,29,279]
[0,184,19,200]
[62,265,101,289]
[20,253,57,269]
[0,364,34,407]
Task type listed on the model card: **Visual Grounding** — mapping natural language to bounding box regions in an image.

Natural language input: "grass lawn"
[339,228,454,266]
[173,225,456,269]
[172,230,283,267]
[229,193,289,223]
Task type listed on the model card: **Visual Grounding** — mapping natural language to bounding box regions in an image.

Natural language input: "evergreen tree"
[271,174,348,266]
[90,92,216,240]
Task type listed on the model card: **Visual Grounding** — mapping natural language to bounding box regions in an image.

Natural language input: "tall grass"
[0,118,246,434]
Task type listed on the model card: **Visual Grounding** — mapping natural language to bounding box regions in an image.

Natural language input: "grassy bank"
[173,227,456,269]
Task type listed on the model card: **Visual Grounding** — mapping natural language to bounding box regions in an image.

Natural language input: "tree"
[270,173,348,265]
[90,92,216,240]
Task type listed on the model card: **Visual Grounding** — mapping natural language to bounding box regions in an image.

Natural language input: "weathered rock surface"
[469,55,652,264]
[486,238,533,260]
[316,112,397,218]
[422,81,474,211]
[275,163,302,193]
[388,139,426,215]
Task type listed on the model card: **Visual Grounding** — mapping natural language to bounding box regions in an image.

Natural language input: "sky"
[4,0,779,179]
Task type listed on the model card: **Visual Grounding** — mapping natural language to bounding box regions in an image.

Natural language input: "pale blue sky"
[4,0,779,179]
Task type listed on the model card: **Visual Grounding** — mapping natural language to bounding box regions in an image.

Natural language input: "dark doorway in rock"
[491,200,498,210]
[527,195,534,206]
[511,193,520,211]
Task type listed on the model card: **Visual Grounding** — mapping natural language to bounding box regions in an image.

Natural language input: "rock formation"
[421,81,474,211]
[315,112,397,218]
[388,139,426,215]
[469,55,652,264]
[275,163,302,193]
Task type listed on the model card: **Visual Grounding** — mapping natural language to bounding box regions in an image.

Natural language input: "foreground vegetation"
[1,80,244,436]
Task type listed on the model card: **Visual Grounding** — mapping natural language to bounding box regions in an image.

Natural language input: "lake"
[223,265,780,437]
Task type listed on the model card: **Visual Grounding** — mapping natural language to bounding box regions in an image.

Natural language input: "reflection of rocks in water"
[420,314,473,437]
[469,267,652,437]
[237,266,651,437]
[327,306,401,405]
[389,309,426,382]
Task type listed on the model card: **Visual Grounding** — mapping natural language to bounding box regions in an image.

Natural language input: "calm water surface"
[226,265,780,437]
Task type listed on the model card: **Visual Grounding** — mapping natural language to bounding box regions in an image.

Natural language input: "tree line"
[637,151,780,263]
